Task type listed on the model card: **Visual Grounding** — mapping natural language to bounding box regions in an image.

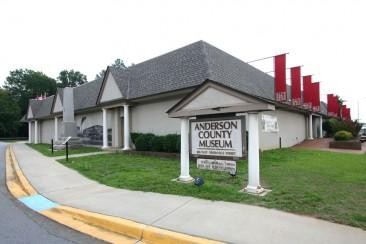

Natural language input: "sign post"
[244,113,265,194]
[62,137,72,162]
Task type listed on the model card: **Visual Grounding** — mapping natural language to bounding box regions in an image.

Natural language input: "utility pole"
[358,97,366,122]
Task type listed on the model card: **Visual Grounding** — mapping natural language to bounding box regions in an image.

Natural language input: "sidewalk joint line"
[149,198,195,225]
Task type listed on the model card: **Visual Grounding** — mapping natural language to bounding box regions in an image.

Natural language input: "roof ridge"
[74,78,102,90]
[201,41,211,80]
[128,40,205,71]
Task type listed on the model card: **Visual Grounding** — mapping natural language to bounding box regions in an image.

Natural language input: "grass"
[58,148,366,229]
[27,143,101,157]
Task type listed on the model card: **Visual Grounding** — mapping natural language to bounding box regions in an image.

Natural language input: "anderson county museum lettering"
[191,119,243,157]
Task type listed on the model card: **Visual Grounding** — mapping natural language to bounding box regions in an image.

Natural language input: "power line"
[265,65,304,74]
[246,52,289,64]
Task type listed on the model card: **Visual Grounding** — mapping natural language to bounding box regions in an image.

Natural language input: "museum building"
[25,40,327,151]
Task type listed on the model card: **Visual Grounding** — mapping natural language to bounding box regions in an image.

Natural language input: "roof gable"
[53,93,63,113]
[99,72,123,103]
[182,86,246,111]
[168,80,274,118]
[27,105,33,119]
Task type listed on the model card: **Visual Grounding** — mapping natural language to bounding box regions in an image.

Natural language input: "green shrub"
[162,134,180,153]
[175,135,181,153]
[334,130,353,141]
[131,133,143,144]
[134,133,154,151]
[132,133,180,153]
[151,136,164,152]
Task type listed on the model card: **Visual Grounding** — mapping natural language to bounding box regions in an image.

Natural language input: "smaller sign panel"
[197,158,236,173]
[261,115,279,133]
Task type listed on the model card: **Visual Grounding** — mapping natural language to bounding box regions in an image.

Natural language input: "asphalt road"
[0,142,104,244]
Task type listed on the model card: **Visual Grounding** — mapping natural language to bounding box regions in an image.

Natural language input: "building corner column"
[245,113,264,194]
[28,121,32,143]
[309,114,313,140]
[54,117,58,141]
[178,118,193,182]
[319,116,323,138]
[102,108,108,149]
[34,120,38,144]
[123,105,131,150]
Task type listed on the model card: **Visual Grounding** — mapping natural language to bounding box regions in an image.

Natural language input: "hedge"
[131,133,180,153]
[334,130,353,141]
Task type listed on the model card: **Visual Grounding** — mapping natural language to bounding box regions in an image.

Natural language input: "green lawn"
[27,143,101,157]
[58,149,366,229]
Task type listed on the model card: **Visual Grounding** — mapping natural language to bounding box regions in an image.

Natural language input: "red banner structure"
[333,95,340,117]
[342,105,347,120]
[327,94,336,117]
[341,106,351,120]
[302,75,312,110]
[274,54,287,101]
[290,66,301,106]
[311,82,320,112]
[328,94,340,117]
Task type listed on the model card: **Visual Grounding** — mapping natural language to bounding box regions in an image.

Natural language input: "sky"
[0,0,365,122]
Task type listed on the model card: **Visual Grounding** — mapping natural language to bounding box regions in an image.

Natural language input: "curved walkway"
[13,143,366,244]
[294,138,366,154]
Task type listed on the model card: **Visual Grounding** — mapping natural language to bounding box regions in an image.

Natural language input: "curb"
[5,145,223,244]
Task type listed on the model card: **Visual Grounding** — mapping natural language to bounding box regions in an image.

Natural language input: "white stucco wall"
[131,96,183,135]
[40,119,54,143]
[258,109,307,150]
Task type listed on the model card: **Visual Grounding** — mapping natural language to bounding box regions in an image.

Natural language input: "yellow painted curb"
[5,146,35,198]
[41,207,138,244]
[6,144,224,244]
[143,225,222,244]
[9,145,37,196]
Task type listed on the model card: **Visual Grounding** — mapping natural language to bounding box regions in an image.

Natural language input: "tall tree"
[57,69,87,88]
[0,89,21,137]
[95,58,128,79]
[3,69,57,115]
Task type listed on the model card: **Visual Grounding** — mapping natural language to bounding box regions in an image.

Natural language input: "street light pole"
[358,97,366,122]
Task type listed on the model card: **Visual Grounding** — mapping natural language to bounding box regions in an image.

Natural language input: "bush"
[151,136,164,152]
[132,133,180,153]
[334,130,353,141]
[162,134,180,153]
[323,118,362,137]
[131,133,143,144]
[134,133,154,151]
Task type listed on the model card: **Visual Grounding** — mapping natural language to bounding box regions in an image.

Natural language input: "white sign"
[191,118,243,157]
[62,136,72,145]
[261,114,279,133]
[197,158,236,173]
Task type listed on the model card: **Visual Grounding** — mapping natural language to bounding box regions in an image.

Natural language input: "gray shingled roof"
[109,41,275,100]
[27,79,102,120]
[73,78,103,111]
[28,95,54,119]
[27,40,327,120]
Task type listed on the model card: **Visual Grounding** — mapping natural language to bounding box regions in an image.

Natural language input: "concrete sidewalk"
[13,143,366,244]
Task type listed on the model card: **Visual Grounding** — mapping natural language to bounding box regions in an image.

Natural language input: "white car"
[360,126,366,142]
